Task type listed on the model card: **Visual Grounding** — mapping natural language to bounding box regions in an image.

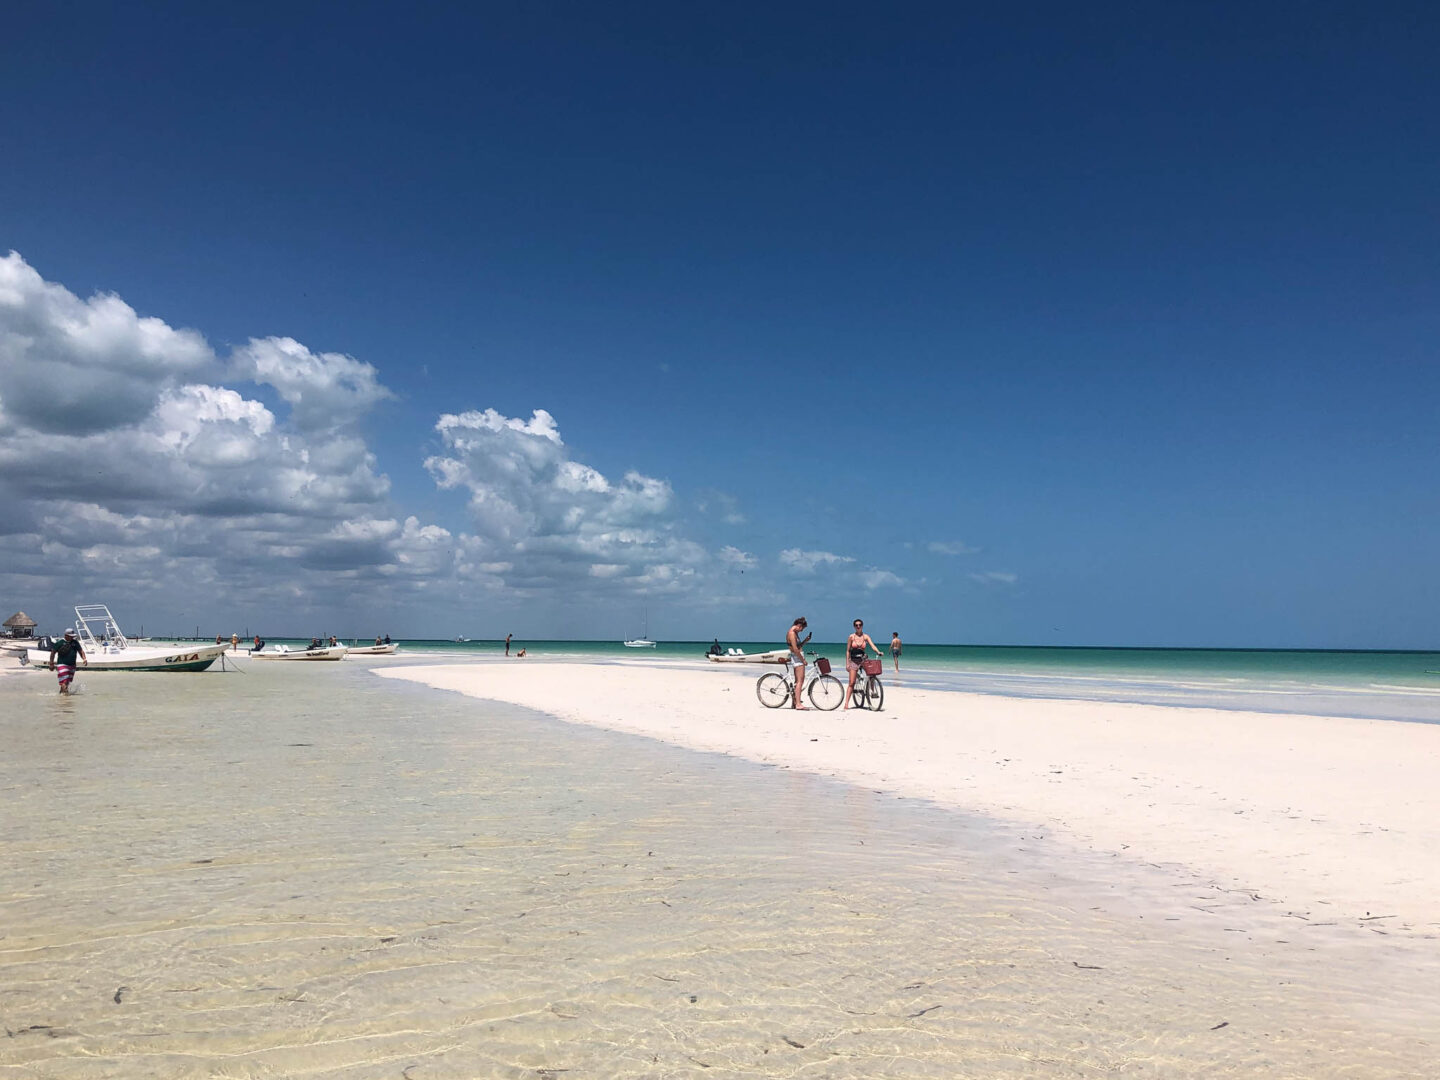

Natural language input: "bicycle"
[756,653,844,711]
[848,658,885,710]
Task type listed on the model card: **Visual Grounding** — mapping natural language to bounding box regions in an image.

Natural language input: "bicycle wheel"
[809,674,844,711]
[757,672,790,708]
[865,675,884,711]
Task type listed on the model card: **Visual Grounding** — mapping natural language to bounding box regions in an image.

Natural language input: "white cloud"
[0,253,452,619]
[970,570,1019,585]
[425,407,711,597]
[928,540,980,556]
[231,336,393,431]
[860,569,906,589]
[718,545,756,568]
[779,548,855,573]
[0,250,214,434]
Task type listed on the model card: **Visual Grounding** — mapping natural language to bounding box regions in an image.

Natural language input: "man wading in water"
[48,629,87,694]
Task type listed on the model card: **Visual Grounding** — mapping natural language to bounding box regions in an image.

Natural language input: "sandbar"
[380,658,1440,934]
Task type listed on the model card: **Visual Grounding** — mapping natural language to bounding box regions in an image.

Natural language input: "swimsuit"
[51,640,83,686]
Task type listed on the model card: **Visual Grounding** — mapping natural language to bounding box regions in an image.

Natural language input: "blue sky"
[2,2,1437,647]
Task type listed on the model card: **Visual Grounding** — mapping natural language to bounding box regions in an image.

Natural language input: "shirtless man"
[843,618,883,709]
[890,631,902,673]
[787,616,812,709]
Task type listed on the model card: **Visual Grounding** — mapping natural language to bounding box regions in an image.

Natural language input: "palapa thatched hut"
[4,612,38,638]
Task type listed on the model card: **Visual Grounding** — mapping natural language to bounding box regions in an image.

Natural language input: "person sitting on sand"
[516,647,526,657]
[843,618,883,710]
[48,628,87,694]
[787,616,812,710]
[890,631,902,673]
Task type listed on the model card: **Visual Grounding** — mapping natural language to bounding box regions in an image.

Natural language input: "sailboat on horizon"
[623,609,656,648]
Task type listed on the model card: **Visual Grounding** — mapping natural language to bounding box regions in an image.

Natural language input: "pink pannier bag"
[815,657,832,675]
[862,659,883,676]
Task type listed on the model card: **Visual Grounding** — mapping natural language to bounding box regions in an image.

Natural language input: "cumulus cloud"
[0,251,214,435]
[0,253,452,619]
[424,407,712,596]
[970,570,1019,585]
[718,545,756,568]
[779,548,855,573]
[928,540,980,556]
[860,569,906,589]
[231,336,393,431]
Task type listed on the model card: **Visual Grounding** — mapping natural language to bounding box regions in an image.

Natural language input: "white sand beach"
[381,659,1440,934]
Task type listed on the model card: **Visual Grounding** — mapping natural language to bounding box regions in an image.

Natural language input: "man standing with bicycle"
[787,616,811,709]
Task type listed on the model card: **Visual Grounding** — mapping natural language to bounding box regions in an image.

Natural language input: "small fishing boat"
[706,648,794,664]
[347,642,399,655]
[249,644,349,661]
[21,605,230,672]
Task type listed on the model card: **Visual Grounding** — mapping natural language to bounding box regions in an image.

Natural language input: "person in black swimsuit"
[843,619,883,710]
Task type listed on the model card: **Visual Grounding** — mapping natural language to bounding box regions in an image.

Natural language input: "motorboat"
[706,648,794,664]
[347,642,399,655]
[21,605,230,672]
[249,643,349,661]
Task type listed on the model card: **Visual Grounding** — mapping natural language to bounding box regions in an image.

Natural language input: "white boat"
[22,605,230,672]
[706,648,794,665]
[249,644,349,661]
[347,642,398,655]
[623,609,656,648]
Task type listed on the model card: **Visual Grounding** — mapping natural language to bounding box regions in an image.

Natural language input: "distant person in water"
[787,616,812,709]
[505,633,512,656]
[49,628,87,694]
[516,647,526,657]
[890,631,902,673]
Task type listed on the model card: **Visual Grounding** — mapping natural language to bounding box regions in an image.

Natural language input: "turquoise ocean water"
[244,638,1440,725]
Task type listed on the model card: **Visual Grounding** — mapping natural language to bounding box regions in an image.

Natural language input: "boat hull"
[24,642,229,672]
[250,646,349,661]
[347,644,398,655]
[707,649,793,664]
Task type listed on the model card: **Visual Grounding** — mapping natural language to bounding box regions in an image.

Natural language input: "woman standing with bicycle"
[844,619,883,710]
[787,616,811,709]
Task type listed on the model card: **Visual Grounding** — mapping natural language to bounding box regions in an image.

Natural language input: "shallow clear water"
[2,662,1434,1076]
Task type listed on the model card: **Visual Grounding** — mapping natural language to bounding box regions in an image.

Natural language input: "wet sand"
[3,658,1437,1077]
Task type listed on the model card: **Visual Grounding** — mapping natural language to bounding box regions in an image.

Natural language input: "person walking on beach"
[48,628,87,694]
[843,619,883,709]
[890,631,902,673]
[505,633,512,657]
[787,616,812,709]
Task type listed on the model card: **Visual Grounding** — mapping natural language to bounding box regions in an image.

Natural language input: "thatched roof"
[4,611,37,629]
